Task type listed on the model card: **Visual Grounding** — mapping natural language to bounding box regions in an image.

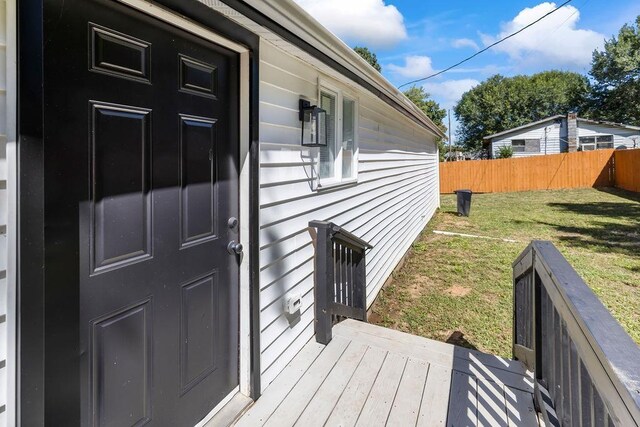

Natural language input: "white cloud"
[422,79,480,109]
[294,0,407,49]
[387,55,435,78]
[481,2,604,68]
[452,38,480,51]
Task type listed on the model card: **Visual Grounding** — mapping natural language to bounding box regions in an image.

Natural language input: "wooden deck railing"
[513,241,640,426]
[309,221,372,345]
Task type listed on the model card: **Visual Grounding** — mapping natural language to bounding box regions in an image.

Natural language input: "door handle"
[227,241,243,255]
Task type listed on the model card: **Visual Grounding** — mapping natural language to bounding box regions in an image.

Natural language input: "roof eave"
[241,0,447,139]
[483,115,566,140]
[577,117,640,131]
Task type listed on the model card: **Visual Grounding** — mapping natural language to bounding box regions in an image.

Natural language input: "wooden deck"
[233,320,539,426]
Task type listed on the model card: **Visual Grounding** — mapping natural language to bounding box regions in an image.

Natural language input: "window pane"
[525,139,540,152]
[512,140,525,152]
[319,91,336,179]
[342,98,355,179]
[596,135,613,142]
[597,142,613,149]
[579,136,595,144]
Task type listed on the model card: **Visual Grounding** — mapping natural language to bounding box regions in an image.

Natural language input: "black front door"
[43,0,240,425]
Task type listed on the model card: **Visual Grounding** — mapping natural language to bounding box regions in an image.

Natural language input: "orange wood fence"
[439,149,620,194]
[613,149,640,192]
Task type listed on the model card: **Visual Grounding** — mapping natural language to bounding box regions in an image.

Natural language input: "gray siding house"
[485,113,640,158]
[0,0,445,424]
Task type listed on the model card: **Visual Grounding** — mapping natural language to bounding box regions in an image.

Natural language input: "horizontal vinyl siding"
[0,0,8,424]
[258,40,439,389]
[491,121,566,158]
[577,122,639,149]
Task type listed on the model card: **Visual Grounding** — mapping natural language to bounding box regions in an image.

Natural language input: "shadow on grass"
[446,331,479,351]
[598,187,640,204]
[541,193,640,256]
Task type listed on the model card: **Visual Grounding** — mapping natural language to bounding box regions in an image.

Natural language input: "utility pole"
[544,126,548,155]
[448,109,452,161]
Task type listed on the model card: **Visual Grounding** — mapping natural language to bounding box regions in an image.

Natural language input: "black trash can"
[455,189,472,216]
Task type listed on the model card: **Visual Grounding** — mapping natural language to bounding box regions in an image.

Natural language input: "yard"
[369,188,640,359]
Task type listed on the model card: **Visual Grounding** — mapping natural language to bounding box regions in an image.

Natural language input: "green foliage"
[496,146,514,159]
[454,71,590,150]
[370,189,640,356]
[353,46,382,72]
[403,86,448,125]
[403,86,449,160]
[587,16,640,126]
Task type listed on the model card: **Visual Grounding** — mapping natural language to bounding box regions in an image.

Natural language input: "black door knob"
[227,241,243,255]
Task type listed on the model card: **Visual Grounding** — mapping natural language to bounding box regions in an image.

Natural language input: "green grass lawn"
[369,188,640,358]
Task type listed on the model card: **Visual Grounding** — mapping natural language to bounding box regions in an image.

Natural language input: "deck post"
[354,251,367,321]
[314,224,333,345]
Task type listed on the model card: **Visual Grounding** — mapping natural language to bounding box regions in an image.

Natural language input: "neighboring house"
[485,112,640,158]
[0,0,444,425]
[443,150,466,161]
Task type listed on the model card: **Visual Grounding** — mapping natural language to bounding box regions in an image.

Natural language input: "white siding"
[0,0,13,424]
[577,122,640,149]
[490,120,567,158]
[258,40,439,389]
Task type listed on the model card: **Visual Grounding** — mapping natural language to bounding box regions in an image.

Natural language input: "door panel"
[91,102,153,272]
[92,301,152,427]
[43,0,240,425]
[180,115,218,245]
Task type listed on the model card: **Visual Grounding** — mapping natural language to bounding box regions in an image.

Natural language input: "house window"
[512,140,525,152]
[580,135,613,150]
[319,90,337,179]
[511,139,540,153]
[596,135,613,149]
[318,85,358,186]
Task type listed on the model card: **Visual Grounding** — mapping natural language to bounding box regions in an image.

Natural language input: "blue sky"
[294,0,639,141]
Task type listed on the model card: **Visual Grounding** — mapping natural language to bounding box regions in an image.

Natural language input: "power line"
[551,0,588,34]
[398,0,573,89]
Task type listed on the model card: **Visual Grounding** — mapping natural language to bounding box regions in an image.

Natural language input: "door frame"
[17,0,261,424]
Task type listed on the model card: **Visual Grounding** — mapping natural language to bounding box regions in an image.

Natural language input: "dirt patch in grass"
[444,285,471,297]
[370,188,640,358]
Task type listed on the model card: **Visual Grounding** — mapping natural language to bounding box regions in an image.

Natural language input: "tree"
[496,146,514,159]
[354,46,382,72]
[587,16,640,126]
[403,86,448,160]
[454,71,590,150]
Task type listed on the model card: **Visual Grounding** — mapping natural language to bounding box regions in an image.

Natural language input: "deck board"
[234,340,325,427]
[355,352,407,426]
[447,370,478,427]
[477,379,508,426]
[417,365,451,426]
[234,320,537,427]
[262,336,350,427]
[294,342,368,426]
[324,346,387,427]
[386,357,430,426]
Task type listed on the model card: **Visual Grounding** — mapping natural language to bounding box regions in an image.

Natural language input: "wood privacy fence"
[614,149,640,192]
[440,148,640,194]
